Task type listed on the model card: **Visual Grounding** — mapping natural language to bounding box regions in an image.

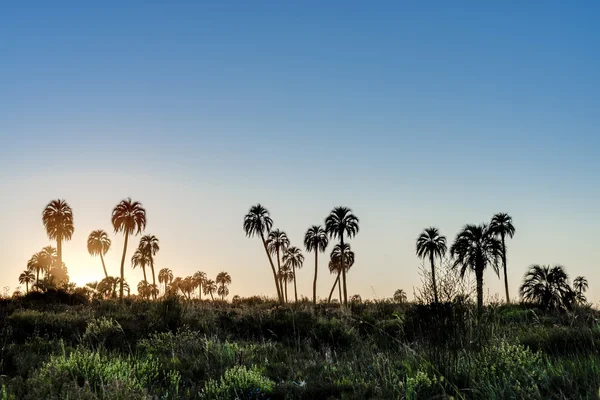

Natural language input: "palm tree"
[131,248,149,285]
[416,227,447,304]
[243,204,283,303]
[304,225,329,305]
[19,270,35,293]
[149,284,160,299]
[39,246,58,278]
[450,224,502,312]
[193,271,207,299]
[283,246,304,303]
[327,244,355,303]
[42,199,74,270]
[139,235,160,299]
[137,281,150,299]
[393,289,407,304]
[158,268,173,296]
[267,229,290,296]
[98,277,115,298]
[216,272,232,301]
[27,253,44,284]
[520,265,573,310]
[325,207,359,305]
[278,266,294,302]
[169,277,183,296]
[87,230,111,279]
[112,198,147,300]
[573,276,589,305]
[203,279,217,300]
[182,276,196,299]
[490,213,516,303]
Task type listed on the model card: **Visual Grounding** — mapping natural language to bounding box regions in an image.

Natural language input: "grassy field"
[1,293,599,399]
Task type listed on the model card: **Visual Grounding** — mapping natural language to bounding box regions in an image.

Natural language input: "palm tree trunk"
[26,282,29,293]
[210,291,214,301]
[476,268,484,313]
[261,232,283,303]
[293,264,298,303]
[340,235,348,305]
[119,231,129,301]
[142,266,148,285]
[100,253,109,279]
[57,234,62,273]
[199,284,202,300]
[164,282,168,296]
[150,259,157,300]
[430,253,439,303]
[313,251,318,306]
[276,248,284,296]
[502,234,510,303]
[36,270,40,284]
[328,272,340,303]
[338,276,343,304]
[285,281,288,303]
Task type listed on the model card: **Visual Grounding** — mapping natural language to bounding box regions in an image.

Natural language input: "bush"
[201,365,274,400]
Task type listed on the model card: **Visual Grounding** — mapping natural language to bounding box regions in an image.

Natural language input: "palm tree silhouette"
[304,225,329,305]
[450,224,502,312]
[27,253,44,284]
[170,277,183,297]
[111,198,146,301]
[216,272,232,301]
[193,271,207,299]
[137,281,150,299]
[279,266,294,302]
[158,268,173,296]
[267,229,290,296]
[19,270,35,293]
[327,243,355,303]
[325,207,359,305]
[39,246,58,278]
[131,248,150,285]
[42,199,74,270]
[87,230,111,279]
[243,204,283,303]
[283,246,304,303]
[573,276,589,304]
[393,289,407,303]
[520,265,573,309]
[416,227,447,304]
[204,279,217,300]
[490,213,516,303]
[139,235,159,299]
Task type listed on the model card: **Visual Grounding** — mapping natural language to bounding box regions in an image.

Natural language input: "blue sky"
[1,2,598,301]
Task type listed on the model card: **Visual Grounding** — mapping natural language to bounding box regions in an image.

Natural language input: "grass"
[0,293,599,399]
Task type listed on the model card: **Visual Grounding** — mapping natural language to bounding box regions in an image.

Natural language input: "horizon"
[1,2,598,303]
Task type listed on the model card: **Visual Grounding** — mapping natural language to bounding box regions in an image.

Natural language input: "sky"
[1,2,599,302]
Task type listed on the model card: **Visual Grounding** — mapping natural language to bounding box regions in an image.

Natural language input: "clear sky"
[1,2,598,302]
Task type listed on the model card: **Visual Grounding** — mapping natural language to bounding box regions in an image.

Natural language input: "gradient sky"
[1,2,599,302]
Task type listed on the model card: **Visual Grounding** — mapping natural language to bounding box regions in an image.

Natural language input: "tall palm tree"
[325,207,359,305]
[283,246,304,303]
[27,253,44,284]
[139,235,160,299]
[19,270,35,293]
[87,230,111,279]
[158,268,173,296]
[573,276,589,304]
[416,227,447,304]
[450,224,502,312]
[520,265,573,309]
[490,213,516,303]
[243,204,283,303]
[131,248,149,285]
[193,271,207,299]
[327,244,355,303]
[304,225,329,305]
[42,199,74,270]
[216,272,232,301]
[267,229,290,296]
[204,279,217,300]
[112,198,146,300]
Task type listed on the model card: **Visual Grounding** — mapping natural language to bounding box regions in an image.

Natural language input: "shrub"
[82,317,125,350]
[201,365,274,399]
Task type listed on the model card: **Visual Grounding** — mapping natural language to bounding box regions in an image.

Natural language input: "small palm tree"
[42,199,74,269]
[203,279,217,300]
[193,271,207,299]
[520,265,573,310]
[19,270,35,293]
[158,268,173,296]
[131,248,150,285]
[243,204,283,302]
[169,277,183,296]
[327,244,355,303]
[216,272,232,301]
[393,289,407,304]
[304,225,329,305]
[39,246,58,278]
[416,227,447,304]
[138,281,150,299]
[283,246,304,303]
[573,276,589,305]
[278,265,294,302]
[112,198,147,300]
[27,253,44,284]
[325,207,359,305]
[490,213,516,303]
[450,224,502,312]
[139,235,160,299]
[87,230,111,279]
[267,229,290,296]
